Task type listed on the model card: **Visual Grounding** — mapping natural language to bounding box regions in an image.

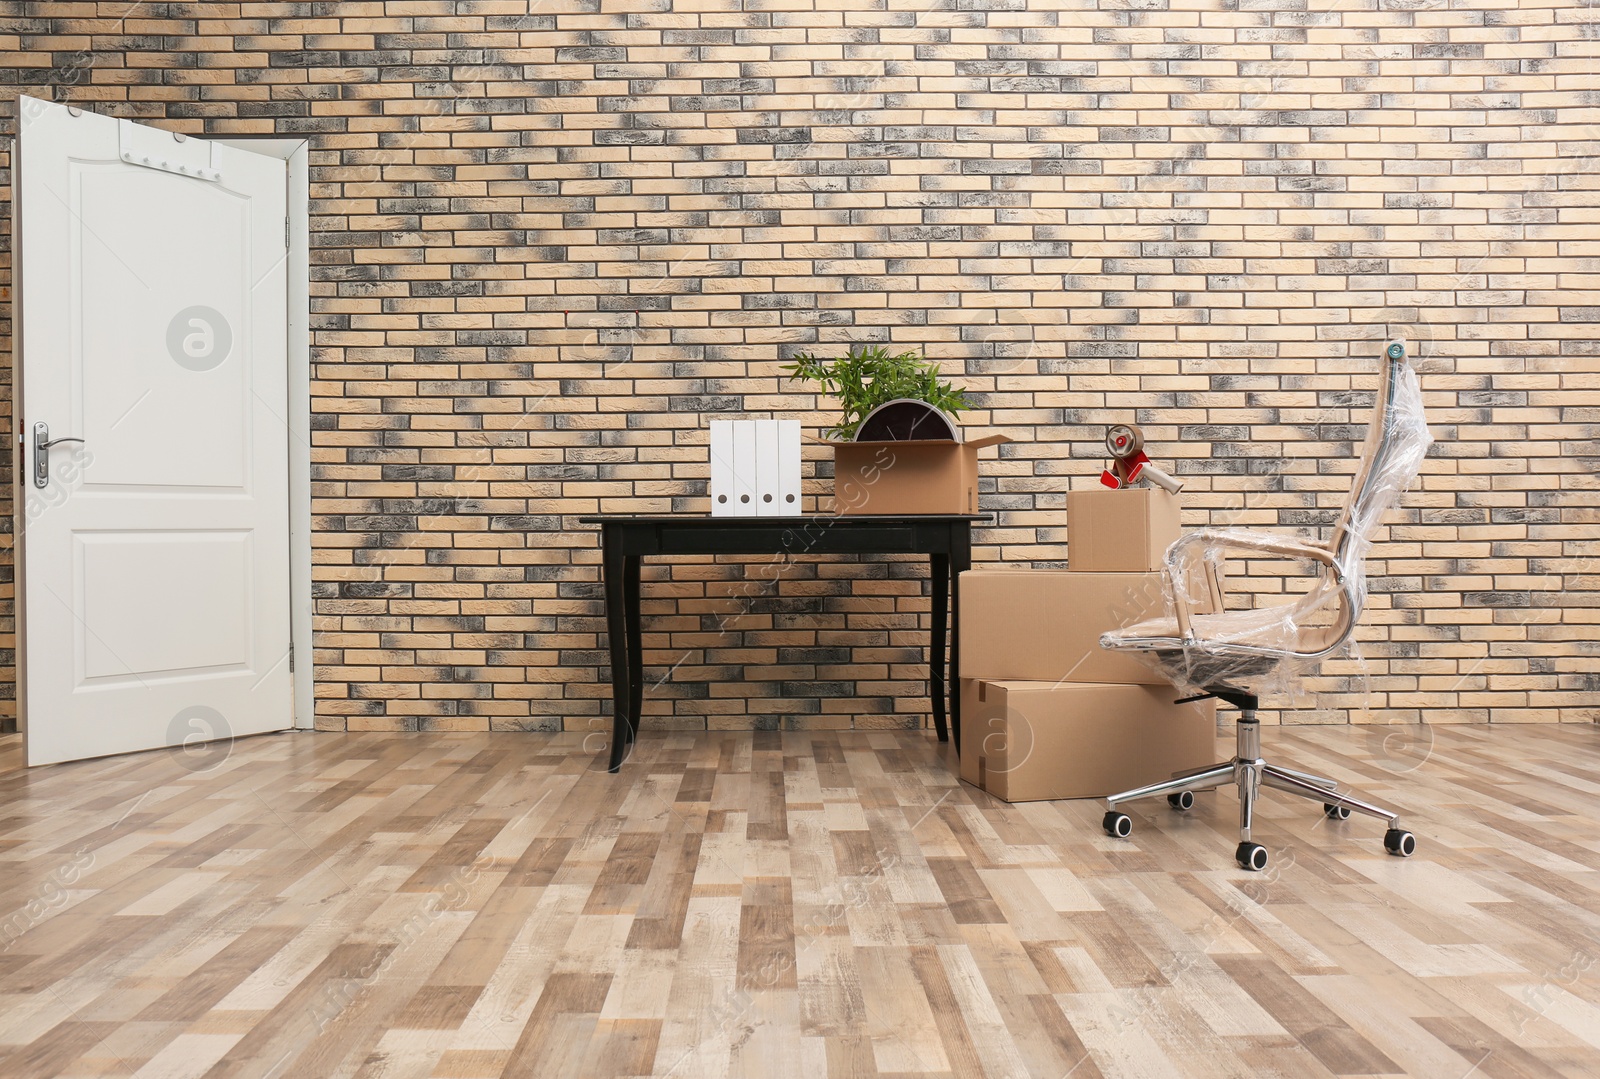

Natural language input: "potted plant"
[783,344,1005,515]
[784,344,969,441]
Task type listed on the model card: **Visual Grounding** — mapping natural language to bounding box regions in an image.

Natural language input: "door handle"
[33,422,85,489]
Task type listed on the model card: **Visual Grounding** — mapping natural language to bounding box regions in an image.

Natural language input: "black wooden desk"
[580,514,989,771]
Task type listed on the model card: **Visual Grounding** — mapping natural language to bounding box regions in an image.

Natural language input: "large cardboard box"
[959,679,1217,802]
[959,569,1169,685]
[1065,487,1183,572]
[828,435,1009,515]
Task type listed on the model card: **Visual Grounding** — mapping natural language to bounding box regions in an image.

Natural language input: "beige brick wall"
[0,0,1595,732]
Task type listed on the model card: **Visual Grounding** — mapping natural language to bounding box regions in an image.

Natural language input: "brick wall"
[0,0,1595,732]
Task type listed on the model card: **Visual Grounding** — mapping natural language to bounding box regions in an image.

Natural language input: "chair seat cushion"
[1102,605,1303,654]
[1100,606,1308,695]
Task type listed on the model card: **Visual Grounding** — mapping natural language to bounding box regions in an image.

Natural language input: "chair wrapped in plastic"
[1097,341,1433,871]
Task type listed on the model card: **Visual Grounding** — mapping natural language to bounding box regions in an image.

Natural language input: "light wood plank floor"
[1,724,1599,1078]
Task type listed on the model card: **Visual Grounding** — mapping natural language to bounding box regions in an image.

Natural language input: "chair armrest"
[1165,528,1341,575]
[1162,529,1342,640]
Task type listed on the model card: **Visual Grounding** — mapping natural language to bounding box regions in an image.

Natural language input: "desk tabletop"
[579,514,992,525]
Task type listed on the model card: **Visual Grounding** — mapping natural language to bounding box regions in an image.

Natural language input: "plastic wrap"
[1101,344,1433,698]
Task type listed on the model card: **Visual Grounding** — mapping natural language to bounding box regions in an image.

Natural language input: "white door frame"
[12,121,315,737]
[209,135,313,731]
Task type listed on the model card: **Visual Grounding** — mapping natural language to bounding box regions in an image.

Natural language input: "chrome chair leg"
[1268,763,1338,790]
[1101,763,1235,839]
[1261,766,1400,829]
[1105,763,1235,810]
[1171,761,1232,781]
[1234,761,1269,869]
[1238,761,1258,842]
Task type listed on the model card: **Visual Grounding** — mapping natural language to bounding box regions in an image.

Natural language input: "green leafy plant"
[783,345,969,440]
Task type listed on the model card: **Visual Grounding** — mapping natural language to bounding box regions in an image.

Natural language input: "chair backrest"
[1287,343,1433,658]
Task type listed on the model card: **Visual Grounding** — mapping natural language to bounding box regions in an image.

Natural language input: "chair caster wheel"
[1384,829,1416,858]
[1324,803,1351,820]
[1167,791,1194,810]
[1236,842,1269,871]
[1103,811,1132,839]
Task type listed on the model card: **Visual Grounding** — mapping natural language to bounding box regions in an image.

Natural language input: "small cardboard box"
[827,435,1009,516]
[959,569,1169,685]
[959,679,1217,802]
[1065,487,1183,573]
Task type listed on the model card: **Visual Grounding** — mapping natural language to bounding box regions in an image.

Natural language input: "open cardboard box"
[823,434,1010,515]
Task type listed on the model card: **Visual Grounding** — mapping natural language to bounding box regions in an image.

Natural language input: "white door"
[16,97,293,766]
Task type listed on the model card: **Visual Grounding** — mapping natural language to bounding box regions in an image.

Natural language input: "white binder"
[757,420,801,516]
[731,420,758,514]
[779,420,801,513]
[754,420,779,515]
[710,421,738,517]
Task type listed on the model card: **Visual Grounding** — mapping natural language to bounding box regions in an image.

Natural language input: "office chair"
[1098,341,1432,871]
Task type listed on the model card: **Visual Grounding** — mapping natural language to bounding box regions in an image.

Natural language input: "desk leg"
[603,530,632,773]
[929,553,949,743]
[624,555,644,746]
[951,531,971,751]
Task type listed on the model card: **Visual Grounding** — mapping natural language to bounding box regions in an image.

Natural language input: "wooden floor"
[1,724,1599,1078]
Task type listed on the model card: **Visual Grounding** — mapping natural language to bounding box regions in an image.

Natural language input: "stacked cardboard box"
[959,488,1217,802]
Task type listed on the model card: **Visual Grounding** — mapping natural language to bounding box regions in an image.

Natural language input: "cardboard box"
[959,569,1169,684]
[1065,487,1183,572]
[959,679,1217,802]
[827,435,1009,516]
